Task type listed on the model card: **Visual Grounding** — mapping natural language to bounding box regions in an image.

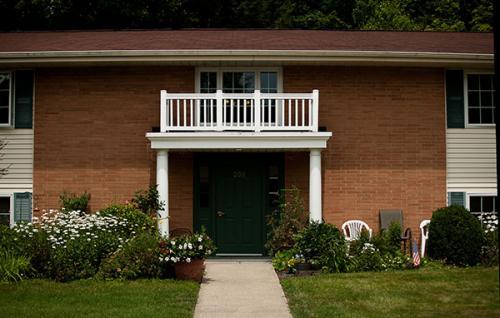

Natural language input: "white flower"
[198,245,203,250]
[186,258,191,263]
[198,237,203,242]
[188,243,193,250]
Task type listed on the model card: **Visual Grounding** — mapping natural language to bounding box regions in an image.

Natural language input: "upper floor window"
[0,72,12,126]
[197,69,280,93]
[466,73,495,125]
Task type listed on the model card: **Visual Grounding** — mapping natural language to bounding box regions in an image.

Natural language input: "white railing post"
[216,89,223,131]
[160,90,167,132]
[254,89,261,132]
[312,89,319,132]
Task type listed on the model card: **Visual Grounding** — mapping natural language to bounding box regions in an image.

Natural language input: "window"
[469,195,497,216]
[466,73,495,125]
[197,69,281,93]
[197,69,281,125]
[0,72,12,126]
[0,196,11,226]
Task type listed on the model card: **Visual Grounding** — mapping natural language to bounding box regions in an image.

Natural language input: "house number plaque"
[233,170,246,178]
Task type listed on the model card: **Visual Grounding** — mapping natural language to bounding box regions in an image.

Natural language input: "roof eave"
[0,50,493,68]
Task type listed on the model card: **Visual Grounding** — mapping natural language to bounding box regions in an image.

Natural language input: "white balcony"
[160,89,319,133]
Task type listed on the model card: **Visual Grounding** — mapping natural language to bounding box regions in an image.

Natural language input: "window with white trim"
[0,72,12,126]
[466,73,495,125]
[469,195,497,216]
[197,69,281,124]
[0,196,11,226]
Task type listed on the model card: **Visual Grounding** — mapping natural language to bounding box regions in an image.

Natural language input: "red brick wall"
[33,66,194,229]
[33,65,446,238]
[284,66,446,236]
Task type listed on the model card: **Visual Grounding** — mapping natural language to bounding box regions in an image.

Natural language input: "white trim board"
[146,131,332,150]
[0,50,493,68]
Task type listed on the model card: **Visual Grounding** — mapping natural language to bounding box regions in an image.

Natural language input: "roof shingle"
[0,30,493,54]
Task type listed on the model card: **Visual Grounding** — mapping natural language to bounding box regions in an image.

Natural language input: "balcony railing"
[160,89,319,132]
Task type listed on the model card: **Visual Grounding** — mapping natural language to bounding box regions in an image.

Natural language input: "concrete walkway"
[194,259,292,318]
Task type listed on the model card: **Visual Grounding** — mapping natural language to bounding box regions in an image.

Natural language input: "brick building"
[0,30,494,254]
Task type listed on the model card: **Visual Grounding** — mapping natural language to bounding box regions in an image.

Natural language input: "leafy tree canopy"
[0,0,493,31]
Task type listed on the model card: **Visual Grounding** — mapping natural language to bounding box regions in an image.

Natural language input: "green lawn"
[281,266,500,318]
[0,279,199,318]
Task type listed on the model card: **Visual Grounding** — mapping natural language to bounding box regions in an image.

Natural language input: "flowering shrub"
[159,231,215,264]
[98,233,165,280]
[477,213,498,233]
[348,242,412,272]
[293,222,348,273]
[99,204,157,234]
[13,210,136,281]
[478,213,499,266]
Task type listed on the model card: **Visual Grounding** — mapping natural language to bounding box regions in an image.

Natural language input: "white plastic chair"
[420,220,431,257]
[342,220,373,241]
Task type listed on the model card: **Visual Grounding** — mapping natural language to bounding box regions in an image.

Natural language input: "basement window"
[0,72,12,126]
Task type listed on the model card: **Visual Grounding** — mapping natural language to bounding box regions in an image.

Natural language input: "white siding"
[0,129,33,192]
[447,127,497,194]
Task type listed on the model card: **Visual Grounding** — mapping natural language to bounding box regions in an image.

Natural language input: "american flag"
[412,239,421,267]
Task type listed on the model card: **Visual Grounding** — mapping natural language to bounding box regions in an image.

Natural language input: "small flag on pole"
[412,239,421,268]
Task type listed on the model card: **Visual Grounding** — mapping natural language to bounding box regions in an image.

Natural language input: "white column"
[309,149,322,223]
[156,149,169,237]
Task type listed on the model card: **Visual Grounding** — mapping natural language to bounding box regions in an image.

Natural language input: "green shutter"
[446,70,465,128]
[14,192,32,223]
[14,70,34,129]
[448,192,465,207]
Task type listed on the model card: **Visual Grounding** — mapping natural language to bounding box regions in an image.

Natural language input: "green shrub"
[98,233,165,280]
[99,204,156,234]
[293,222,348,273]
[132,185,165,216]
[348,242,384,272]
[371,222,402,256]
[481,228,498,266]
[428,205,484,266]
[0,250,32,282]
[59,191,90,212]
[265,187,308,255]
[272,249,297,273]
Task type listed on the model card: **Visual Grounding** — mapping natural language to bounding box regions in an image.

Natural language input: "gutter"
[0,49,493,67]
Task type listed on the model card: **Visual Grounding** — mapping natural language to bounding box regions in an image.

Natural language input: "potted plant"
[159,231,215,282]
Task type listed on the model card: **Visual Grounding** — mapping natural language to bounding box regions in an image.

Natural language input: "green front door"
[214,162,263,254]
[194,153,283,255]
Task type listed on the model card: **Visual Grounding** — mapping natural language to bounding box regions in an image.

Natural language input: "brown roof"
[0,29,493,54]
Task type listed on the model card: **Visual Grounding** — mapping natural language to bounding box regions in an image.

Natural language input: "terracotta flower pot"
[174,259,205,282]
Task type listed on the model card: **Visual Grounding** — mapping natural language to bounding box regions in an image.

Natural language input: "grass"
[281,265,500,318]
[0,279,199,318]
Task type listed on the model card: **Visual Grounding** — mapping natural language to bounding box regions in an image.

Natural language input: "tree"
[353,0,420,31]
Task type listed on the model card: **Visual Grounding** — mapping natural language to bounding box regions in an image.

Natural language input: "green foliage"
[98,233,165,280]
[0,250,32,282]
[131,185,165,216]
[0,224,50,277]
[371,222,402,256]
[428,205,484,266]
[159,230,216,263]
[265,187,308,255]
[354,0,420,31]
[272,249,297,273]
[481,228,498,266]
[59,191,90,212]
[0,0,492,32]
[99,204,157,234]
[293,222,348,273]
